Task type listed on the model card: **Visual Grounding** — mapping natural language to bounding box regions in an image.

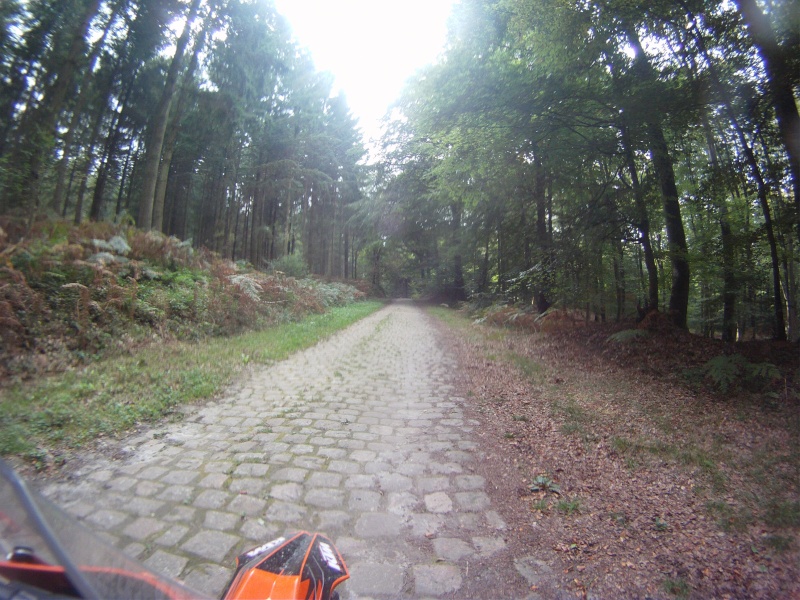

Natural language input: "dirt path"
[36,300,552,599]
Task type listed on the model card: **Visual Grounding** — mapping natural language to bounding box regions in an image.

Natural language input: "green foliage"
[690,354,781,394]
[556,497,582,516]
[764,500,800,528]
[662,577,690,598]
[269,254,309,278]
[0,301,383,465]
[529,474,561,494]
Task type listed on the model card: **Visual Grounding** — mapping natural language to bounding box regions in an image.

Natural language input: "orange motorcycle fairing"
[222,532,349,600]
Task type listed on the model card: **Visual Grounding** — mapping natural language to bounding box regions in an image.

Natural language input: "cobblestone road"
[38,301,528,598]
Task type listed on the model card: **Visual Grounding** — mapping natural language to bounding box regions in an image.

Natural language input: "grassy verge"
[0,301,384,466]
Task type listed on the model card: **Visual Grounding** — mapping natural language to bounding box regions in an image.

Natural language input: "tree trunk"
[136,0,202,230]
[736,0,800,244]
[152,20,207,232]
[647,122,691,328]
[15,0,102,219]
[620,122,659,311]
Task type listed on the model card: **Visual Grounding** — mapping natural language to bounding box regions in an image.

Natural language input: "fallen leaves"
[434,312,800,599]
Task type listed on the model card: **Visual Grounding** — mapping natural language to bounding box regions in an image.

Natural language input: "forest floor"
[430,306,799,599]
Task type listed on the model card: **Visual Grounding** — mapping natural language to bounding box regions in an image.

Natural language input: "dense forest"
[378,0,799,342]
[1,0,798,341]
[0,0,366,279]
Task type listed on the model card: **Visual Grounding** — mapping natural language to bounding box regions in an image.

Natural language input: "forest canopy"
[1,0,798,341]
[376,0,799,341]
[1,0,366,278]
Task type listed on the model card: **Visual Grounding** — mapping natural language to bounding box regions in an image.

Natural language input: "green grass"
[556,497,583,516]
[662,577,690,598]
[0,301,383,465]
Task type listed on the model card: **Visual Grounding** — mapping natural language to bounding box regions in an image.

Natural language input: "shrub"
[269,254,309,278]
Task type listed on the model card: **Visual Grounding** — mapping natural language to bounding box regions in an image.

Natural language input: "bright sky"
[273,0,457,152]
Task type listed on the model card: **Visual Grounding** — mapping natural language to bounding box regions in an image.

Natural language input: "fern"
[702,354,780,394]
[705,355,743,394]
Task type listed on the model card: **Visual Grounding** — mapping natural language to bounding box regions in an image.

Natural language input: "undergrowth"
[0,220,370,381]
[0,301,383,467]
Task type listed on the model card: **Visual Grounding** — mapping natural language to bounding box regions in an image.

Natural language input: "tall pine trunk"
[136,0,202,230]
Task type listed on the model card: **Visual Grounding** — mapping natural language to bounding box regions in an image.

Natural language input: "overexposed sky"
[273,0,457,150]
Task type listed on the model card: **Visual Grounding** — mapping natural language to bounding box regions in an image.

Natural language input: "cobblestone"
[37,301,522,598]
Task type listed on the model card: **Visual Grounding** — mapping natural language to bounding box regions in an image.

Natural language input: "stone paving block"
[424,492,453,514]
[205,461,234,473]
[455,474,485,490]
[265,501,307,523]
[138,466,169,480]
[85,509,128,530]
[307,471,342,488]
[181,563,233,598]
[328,460,360,474]
[316,510,351,531]
[429,461,463,475]
[269,482,303,501]
[157,484,194,503]
[205,510,240,531]
[155,524,190,546]
[161,470,199,485]
[433,537,474,561]
[347,562,405,596]
[232,462,269,477]
[349,449,377,462]
[272,467,307,482]
[135,480,164,497]
[354,513,402,537]
[228,477,266,495]
[123,542,145,559]
[181,530,239,562]
[473,535,507,556]
[344,473,377,489]
[396,462,426,476]
[387,491,418,516]
[308,436,336,447]
[163,506,196,523]
[446,450,473,463]
[304,488,345,509]
[227,494,267,516]
[293,456,325,470]
[418,476,450,493]
[408,513,445,537]
[364,461,392,474]
[193,489,230,509]
[455,491,491,511]
[172,457,204,471]
[485,510,507,530]
[198,473,228,489]
[413,564,462,596]
[377,472,412,492]
[348,489,382,512]
[105,476,137,492]
[143,550,188,580]
[123,516,166,540]
[239,518,280,541]
[269,452,292,464]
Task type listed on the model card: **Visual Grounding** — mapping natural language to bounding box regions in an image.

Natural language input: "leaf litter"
[431,310,799,599]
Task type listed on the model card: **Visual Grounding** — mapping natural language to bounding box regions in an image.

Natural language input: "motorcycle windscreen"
[224,532,349,600]
[0,459,208,599]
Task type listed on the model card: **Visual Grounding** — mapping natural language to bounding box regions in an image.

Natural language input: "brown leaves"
[434,311,800,599]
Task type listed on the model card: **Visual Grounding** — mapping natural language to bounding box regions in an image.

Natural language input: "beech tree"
[379,0,798,340]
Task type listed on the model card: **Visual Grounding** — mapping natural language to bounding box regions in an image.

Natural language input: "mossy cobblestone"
[38,301,513,598]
